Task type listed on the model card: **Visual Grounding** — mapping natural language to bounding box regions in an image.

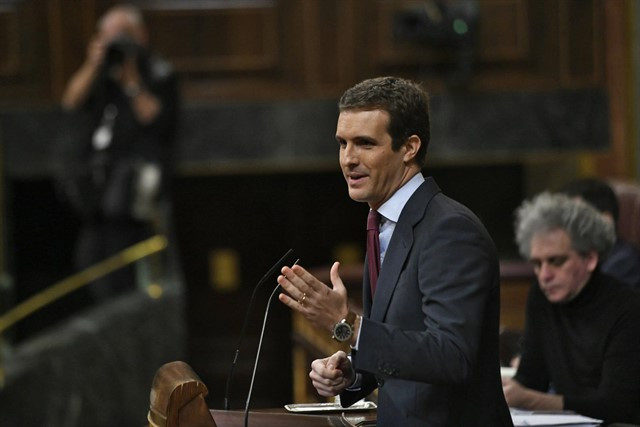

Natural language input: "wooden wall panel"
[298,0,358,94]
[0,6,20,77]
[374,0,531,67]
[0,1,52,103]
[145,5,279,73]
[477,0,529,62]
[140,0,307,100]
[47,0,99,99]
[370,0,604,90]
[0,0,612,103]
[590,0,634,179]
[559,0,603,86]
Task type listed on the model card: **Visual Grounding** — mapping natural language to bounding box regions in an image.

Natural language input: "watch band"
[343,311,356,326]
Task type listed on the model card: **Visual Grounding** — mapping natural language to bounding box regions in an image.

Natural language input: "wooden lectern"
[148,361,377,426]
[148,360,217,427]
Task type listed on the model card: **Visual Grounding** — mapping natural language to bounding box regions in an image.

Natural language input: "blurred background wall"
[0,0,638,425]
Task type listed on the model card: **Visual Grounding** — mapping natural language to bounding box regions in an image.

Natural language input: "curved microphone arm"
[243,283,282,427]
[223,249,295,411]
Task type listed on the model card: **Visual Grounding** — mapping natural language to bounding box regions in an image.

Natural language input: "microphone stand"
[243,283,282,427]
[223,249,295,411]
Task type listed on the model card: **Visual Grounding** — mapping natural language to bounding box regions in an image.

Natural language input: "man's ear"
[403,135,421,163]
[585,250,599,273]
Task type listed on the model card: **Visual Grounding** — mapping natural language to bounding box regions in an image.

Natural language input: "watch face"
[334,323,352,342]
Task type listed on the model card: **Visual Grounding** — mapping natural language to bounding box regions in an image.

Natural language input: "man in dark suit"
[277,76,512,426]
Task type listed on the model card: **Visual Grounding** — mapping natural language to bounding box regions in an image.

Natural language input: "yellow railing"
[0,234,169,388]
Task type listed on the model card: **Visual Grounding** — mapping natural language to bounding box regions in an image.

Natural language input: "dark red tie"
[367,210,381,296]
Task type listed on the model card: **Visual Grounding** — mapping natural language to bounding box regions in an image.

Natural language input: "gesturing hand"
[277,261,349,332]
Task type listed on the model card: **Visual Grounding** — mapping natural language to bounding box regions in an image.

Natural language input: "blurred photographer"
[58,4,179,300]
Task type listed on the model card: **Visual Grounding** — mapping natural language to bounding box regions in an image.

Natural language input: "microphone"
[243,281,285,427]
[223,248,295,411]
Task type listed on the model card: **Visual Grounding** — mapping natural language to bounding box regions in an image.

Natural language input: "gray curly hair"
[514,192,615,260]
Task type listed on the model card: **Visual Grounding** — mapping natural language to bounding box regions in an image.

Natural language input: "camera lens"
[105,37,139,66]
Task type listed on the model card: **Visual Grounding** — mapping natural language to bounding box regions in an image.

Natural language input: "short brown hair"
[339,76,430,167]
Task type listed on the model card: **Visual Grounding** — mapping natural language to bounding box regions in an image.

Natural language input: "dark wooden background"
[0,0,612,101]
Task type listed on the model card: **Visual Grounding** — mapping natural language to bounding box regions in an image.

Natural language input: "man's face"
[529,228,598,303]
[336,109,415,210]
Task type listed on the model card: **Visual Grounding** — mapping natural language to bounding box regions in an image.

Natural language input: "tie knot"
[367,210,380,231]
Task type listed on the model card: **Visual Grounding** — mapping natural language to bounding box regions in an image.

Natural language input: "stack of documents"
[510,409,601,426]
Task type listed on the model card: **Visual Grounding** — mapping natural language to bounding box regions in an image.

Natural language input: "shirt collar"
[377,172,424,223]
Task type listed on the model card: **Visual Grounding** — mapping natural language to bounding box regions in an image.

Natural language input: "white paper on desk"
[511,411,602,426]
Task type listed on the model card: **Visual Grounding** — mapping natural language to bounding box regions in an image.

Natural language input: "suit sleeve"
[340,355,379,407]
[355,210,498,385]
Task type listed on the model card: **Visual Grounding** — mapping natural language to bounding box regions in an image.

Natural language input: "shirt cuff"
[351,314,363,350]
[345,372,362,392]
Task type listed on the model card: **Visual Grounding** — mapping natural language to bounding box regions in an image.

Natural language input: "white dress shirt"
[349,172,425,357]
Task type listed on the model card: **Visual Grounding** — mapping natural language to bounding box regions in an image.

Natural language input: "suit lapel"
[369,178,441,321]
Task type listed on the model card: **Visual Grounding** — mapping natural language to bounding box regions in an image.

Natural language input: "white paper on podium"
[510,409,602,426]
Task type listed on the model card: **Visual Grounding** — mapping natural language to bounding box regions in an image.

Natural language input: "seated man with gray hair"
[502,192,640,425]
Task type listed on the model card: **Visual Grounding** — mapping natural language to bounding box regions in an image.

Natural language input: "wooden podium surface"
[210,408,376,427]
